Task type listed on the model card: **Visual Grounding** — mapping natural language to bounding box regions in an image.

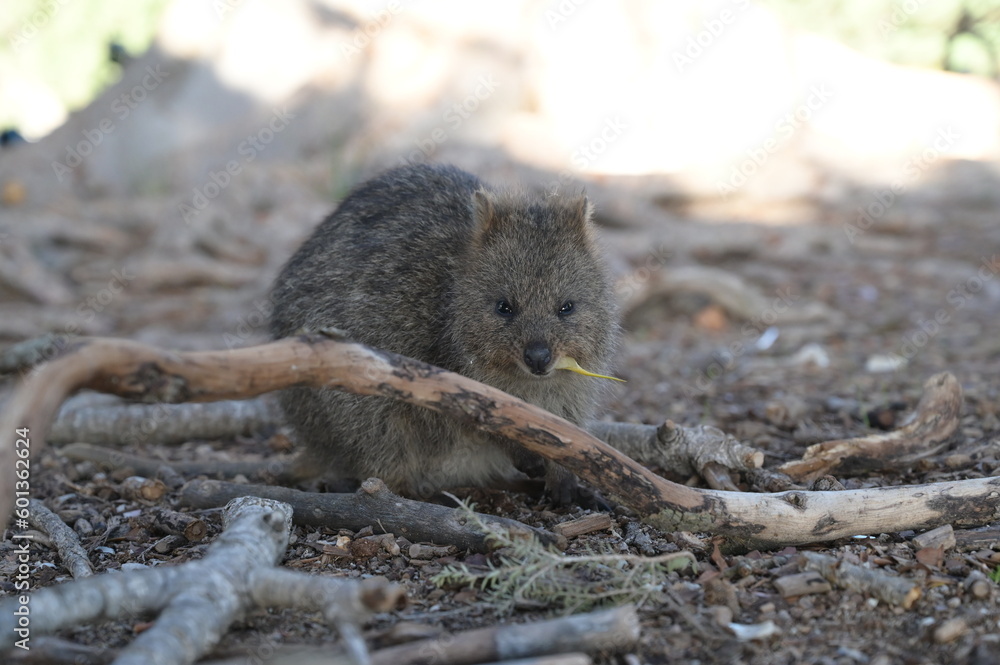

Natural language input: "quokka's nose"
[523,341,553,374]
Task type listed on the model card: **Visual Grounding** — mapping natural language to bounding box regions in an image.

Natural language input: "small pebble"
[933,618,967,644]
[865,354,907,373]
[708,605,733,626]
[791,343,830,368]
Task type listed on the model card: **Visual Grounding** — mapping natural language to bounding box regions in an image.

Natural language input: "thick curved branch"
[778,372,963,482]
[1,335,996,551]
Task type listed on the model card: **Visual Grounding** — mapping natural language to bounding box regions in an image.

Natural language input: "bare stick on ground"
[7,636,114,664]
[0,496,404,665]
[587,420,764,491]
[800,551,922,609]
[49,397,281,446]
[54,402,759,488]
[27,499,93,579]
[368,604,639,665]
[59,441,296,484]
[202,605,635,665]
[779,372,963,483]
[1,335,998,551]
[179,477,562,552]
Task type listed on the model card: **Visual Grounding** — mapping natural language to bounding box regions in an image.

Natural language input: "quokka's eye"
[558,300,575,316]
[496,300,515,317]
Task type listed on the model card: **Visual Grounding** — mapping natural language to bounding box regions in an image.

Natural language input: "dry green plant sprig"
[432,498,697,615]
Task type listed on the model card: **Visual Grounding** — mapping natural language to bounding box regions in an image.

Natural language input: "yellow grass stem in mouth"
[554,356,626,382]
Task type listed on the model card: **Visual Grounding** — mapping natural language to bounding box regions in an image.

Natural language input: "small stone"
[708,604,733,626]
[694,304,728,332]
[1,180,26,206]
[728,620,779,641]
[408,543,455,560]
[453,588,478,604]
[942,454,973,469]
[74,518,94,537]
[933,617,967,644]
[964,571,992,599]
[791,343,830,368]
[865,354,907,373]
[773,571,832,598]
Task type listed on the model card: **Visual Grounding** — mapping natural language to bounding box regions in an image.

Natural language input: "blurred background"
[1,0,999,421]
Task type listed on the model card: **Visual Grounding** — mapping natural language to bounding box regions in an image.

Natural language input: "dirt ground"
[1,150,999,664]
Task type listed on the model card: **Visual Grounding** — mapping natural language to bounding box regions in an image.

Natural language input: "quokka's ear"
[562,194,596,240]
[471,188,503,241]
[569,195,594,225]
[472,188,494,223]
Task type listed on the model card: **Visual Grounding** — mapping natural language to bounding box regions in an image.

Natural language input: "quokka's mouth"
[518,362,555,378]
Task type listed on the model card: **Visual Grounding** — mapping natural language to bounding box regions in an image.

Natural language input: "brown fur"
[270,164,619,500]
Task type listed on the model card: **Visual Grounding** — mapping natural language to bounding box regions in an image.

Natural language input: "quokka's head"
[450,188,619,385]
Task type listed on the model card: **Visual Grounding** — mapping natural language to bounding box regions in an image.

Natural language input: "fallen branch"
[800,551,922,609]
[953,524,1000,552]
[50,398,281,446]
[0,496,404,663]
[7,636,113,664]
[59,442,296,484]
[207,652,594,665]
[27,499,93,579]
[779,372,963,482]
[368,604,638,665]
[53,400,757,488]
[587,420,763,491]
[47,402,764,492]
[179,477,562,552]
[203,605,635,665]
[1,335,998,551]
[0,234,74,305]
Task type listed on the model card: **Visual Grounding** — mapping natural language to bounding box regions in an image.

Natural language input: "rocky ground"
[1,137,1000,663]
